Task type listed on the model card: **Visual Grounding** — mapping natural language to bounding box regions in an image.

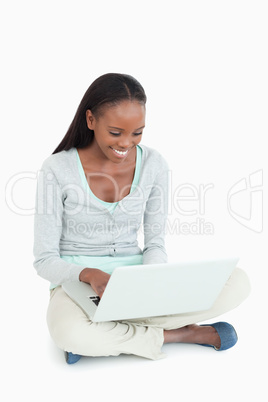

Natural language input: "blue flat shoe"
[199,321,238,351]
[65,352,82,364]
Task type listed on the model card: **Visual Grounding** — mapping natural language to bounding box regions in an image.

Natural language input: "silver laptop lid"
[92,257,238,322]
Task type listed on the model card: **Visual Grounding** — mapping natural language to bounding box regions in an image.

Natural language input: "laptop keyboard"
[89,296,100,306]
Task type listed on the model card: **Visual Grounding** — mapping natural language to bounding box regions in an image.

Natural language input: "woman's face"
[86,100,146,163]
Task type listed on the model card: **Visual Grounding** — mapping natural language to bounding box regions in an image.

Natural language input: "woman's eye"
[109,131,143,136]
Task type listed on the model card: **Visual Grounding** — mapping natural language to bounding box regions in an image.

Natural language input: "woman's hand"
[79,268,111,299]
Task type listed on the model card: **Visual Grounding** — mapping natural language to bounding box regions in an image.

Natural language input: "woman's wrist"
[79,268,96,283]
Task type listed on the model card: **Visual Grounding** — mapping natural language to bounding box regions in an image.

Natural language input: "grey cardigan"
[33,144,169,285]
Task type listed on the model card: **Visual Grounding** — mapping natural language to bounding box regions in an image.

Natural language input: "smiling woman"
[77,101,146,202]
[84,100,145,164]
[33,73,250,364]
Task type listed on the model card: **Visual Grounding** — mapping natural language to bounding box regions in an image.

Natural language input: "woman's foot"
[65,351,82,364]
[164,322,238,351]
[163,324,221,349]
[199,322,238,350]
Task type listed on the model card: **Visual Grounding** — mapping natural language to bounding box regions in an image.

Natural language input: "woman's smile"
[110,146,133,158]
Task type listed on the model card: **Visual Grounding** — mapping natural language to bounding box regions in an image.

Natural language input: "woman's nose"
[116,135,132,148]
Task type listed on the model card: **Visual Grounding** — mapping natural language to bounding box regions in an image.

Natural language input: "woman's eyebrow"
[108,125,145,131]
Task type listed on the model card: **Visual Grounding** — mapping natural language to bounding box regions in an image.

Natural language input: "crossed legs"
[47,267,250,360]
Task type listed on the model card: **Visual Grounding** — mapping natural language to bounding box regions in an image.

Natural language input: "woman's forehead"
[101,101,146,127]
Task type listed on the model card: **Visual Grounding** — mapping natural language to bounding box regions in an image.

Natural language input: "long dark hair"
[52,73,147,154]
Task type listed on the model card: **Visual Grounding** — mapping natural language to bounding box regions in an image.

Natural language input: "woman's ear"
[86,110,95,130]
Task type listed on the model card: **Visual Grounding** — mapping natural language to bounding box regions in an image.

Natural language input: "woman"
[33,73,250,364]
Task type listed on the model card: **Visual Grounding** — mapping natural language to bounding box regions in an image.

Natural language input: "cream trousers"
[46,267,251,360]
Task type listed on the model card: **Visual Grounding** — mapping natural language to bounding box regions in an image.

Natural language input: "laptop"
[62,257,238,322]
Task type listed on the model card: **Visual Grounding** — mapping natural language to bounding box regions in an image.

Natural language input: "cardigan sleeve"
[33,159,87,285]
[142,157,169,264]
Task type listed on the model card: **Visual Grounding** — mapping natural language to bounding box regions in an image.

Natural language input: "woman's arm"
[142,157,169,264]
[33,160,88,285]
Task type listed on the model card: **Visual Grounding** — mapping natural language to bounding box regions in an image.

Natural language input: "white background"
[1,1,267,401]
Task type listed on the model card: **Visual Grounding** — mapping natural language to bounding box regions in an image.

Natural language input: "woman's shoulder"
[139,144,169,170]
[39,148,76,171]
[38,148,78,186]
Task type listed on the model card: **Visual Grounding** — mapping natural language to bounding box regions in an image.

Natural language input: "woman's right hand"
[79,268,111,299]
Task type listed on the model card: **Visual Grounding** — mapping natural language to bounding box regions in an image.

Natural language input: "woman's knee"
[47,312,94,354]
[230,266,251,302]
[47,306,120,356]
